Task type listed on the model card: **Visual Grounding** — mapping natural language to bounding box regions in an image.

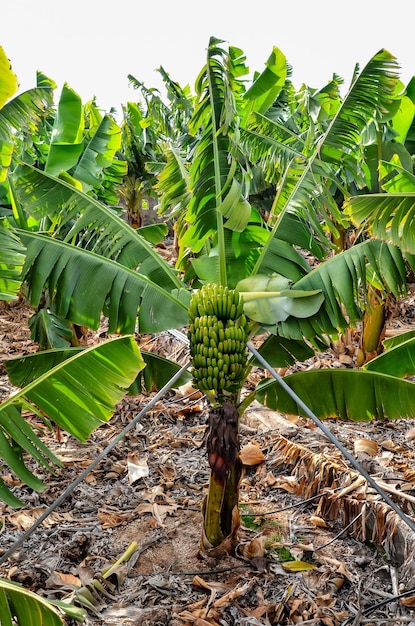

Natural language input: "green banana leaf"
[0,46,18,109]
[320,49,400,161]
[28,308,75,349]
[180,37,251,284]
[345,192,415,255]
[0,578,64,626]
[0,219,26,300]
[17,230,189,333]
[243,46,287,117]
[379,155,415,190]
[188,217,299,287]
[0,43,14,177]
[364,332,415,378]
[6,348,85,386]
[256,369,415,421]
[128,351,192,394]
[154,144,191,219]
[45,84,84,175]
[0,577,85,625]
[388,90,415,143]
[0,87,53,140]
[6,346,191,394]
[0,336,144,506]
[12,164,182,284]
[237,273,324,324]
[72,113,124,191]
[383,329,415,349]
[250,334,315,368]
[252,49,401,266]
[275,239,409,340]
[0,52,52,181]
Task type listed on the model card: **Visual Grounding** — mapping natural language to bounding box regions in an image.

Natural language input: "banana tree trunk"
[357,287,386,366]
[201,402,243,552]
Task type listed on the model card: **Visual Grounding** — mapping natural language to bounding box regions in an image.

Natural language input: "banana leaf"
[253,49,401,267]
[256,369,415,421]
[383,329,415,349]
[275,240,409,339]
[17,230,189,333]
[6,346,191,394]
[45,84,84,175]
[0,577,85,625]
[0,219,26,300]
[6,348,84,386]
[237,273,324,324]
[345,192,415,255]
[364,333,415,378]
[155,144,191,218]
[0,46,18,109]
[128,351,191,394]
[0,88,53,140]
[0,336,144,506]
[180,37,251,284]
[72,113,123,191]
[28,308,75,349]
[12,164,182,285]
[249,334,315,368]
[0,49,53,183]
[243,46,287,117]
[0,578,64,626]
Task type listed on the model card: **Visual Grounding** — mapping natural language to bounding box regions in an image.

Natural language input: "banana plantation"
[1,36,415,624]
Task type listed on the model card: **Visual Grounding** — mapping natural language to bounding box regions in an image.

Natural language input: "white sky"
[3,0,414,118]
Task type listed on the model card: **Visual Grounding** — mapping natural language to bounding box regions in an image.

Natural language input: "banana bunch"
[188,284,248,392]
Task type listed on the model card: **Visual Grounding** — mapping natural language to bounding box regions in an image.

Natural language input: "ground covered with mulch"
[1,296,415,626]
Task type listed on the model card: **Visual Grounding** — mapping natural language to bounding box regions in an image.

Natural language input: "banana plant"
[3,39,415,558]
[0,39,322,553]
[153,40,415,552]
[341,83,415,363]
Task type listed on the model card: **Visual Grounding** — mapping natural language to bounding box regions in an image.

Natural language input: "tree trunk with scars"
[202,401,243,551]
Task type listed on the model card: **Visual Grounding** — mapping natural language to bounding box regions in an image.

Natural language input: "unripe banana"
[188,284,248,394]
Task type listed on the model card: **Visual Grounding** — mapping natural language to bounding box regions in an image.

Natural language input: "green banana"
[188,284,248,392]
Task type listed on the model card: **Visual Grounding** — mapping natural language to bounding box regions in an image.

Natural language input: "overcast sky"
[3,0,414,117]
